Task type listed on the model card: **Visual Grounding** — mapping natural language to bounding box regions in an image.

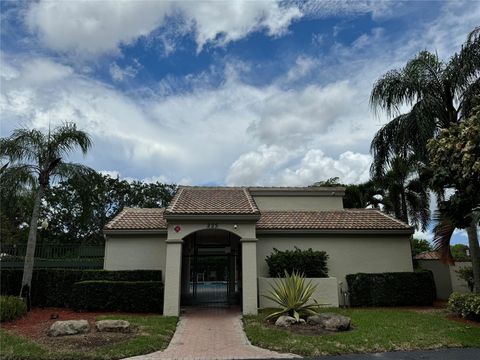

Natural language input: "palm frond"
[51,162,95,181]
[50,123,92,158]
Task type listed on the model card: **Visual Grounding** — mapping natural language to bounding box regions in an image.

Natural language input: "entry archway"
[180,229,241,307]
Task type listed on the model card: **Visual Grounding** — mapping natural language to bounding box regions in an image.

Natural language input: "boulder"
[307,313,351,331]
[95,320,131,333]
[275,315,298,327]
[48,320,90,337]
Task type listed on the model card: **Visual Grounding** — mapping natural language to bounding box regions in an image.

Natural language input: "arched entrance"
[180,229,241,307]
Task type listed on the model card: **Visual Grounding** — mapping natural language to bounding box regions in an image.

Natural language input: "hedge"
[71,281,164,312]
[265,247,329,278]
[0,296,27,322]
[346,271,436,306]
[0,269,163,308]
[81,269,162,281]
[448,292,480,321]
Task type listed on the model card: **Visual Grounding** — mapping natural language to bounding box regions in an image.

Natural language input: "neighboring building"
[103,186,414,316]
[415,251,472,299]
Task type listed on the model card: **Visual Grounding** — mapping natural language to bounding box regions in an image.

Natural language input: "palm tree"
[370,27,479,253]
[0,123,93,306]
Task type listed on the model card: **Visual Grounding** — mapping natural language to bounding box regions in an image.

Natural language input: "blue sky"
[1,0,478,244]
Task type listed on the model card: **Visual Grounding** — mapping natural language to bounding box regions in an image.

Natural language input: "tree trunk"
[19,184,45,308]
[400,189,409,224]
[466,221,480,294]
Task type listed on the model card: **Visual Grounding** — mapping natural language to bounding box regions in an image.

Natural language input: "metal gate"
[181,240,241,307]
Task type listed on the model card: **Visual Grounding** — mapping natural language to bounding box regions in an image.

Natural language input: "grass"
[0,314,178,360]
[243,308,480,357]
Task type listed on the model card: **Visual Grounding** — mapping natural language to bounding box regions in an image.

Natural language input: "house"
[103,186,414,316]
[415,251,472,299]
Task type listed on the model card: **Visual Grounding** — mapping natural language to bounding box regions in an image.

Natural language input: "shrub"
[0,296,27,322]
[81,269,162,281]
[448,292,480,321]
[0,269,163,308]
[455,267,474,292]
[263,271,322,321]
[266,247,329,278]
[346,271,436,307]
[71,281,164,312]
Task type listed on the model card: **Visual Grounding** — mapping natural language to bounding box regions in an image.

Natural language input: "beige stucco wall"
[104,234,167,282]
[417,260,472,299]
[258,277,339,308]
[256,234,413,288]
[252,195,343,211]
[450,262,472,293]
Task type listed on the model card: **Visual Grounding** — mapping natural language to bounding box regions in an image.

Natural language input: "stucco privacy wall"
[258,277,339,308]
[104,235,167,281]
[417,260,472,299]
[256,234,413,287]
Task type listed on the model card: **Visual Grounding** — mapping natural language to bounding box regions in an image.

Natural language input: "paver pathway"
[123,307,299,360]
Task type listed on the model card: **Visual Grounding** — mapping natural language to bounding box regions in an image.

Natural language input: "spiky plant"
[264,271,324,322]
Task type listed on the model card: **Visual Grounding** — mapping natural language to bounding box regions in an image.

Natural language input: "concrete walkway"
[123,307,299,360]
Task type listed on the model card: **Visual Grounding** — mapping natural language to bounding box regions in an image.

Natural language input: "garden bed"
[0,307,178,360]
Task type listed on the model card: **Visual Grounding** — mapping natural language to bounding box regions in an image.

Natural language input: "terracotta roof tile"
[104,208,167,230]
[166,186,259,215]
[414,251,441,260]
[256,209,411,231]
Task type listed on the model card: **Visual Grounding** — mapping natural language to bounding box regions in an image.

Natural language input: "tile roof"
[166,186,259,215]
[104,208,167,230]
[414,251,441,260]
[105,207,412,232]
[256,209,411,231]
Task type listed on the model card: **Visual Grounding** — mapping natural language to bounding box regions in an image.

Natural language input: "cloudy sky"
[1,0,478,242]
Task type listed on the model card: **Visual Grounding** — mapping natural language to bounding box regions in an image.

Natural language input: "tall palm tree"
[0,123,93,306]
[370,26,480,286]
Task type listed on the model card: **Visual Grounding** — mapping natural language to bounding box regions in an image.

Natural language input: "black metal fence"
[0,244,105,269]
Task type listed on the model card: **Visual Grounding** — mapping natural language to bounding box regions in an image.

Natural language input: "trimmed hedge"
[448,292,480,321]
[81,269,162,281]
[0,269,163,308]
[265,247,329,278]
[0,296,27,322]
[346,271,436,306]
[71,281,164,312]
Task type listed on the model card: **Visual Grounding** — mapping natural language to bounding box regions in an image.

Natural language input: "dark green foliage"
[0,269,162,308]
[80,269,162,281]
[346,271,436,306]
[411,238,432,257]
[265,247,329,278]
[0,296,27,322]
[451,244,470,261]
[71,281,164,312]
[456,267,474,292]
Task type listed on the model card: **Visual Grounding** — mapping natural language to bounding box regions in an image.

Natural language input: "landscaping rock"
[95,320,131,333]
[48,320,90,337]
[275,315,297,327]
[307,313,351,331]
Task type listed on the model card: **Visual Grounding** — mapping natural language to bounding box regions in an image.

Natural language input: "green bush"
[448,292,480,321]
[0,269,163,308]
[0,296,27,322]
[346,271,436,306]
[81,269,162,281]
[455,267,474,292]
[70,281,164,312]
[265,247,329,278]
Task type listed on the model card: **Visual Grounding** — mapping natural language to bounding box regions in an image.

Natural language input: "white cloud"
[226,146,371,186]
[25,0,302,56]
[286,55,317,81]
[109,61,141,82]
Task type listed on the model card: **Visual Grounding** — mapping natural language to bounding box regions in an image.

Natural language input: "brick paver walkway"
[123,307,299,360]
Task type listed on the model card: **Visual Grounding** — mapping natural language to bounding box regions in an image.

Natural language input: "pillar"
[241,238,258,315]
[163,239,183,316]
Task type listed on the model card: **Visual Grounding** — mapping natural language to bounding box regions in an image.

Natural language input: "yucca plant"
[264,270,323,322]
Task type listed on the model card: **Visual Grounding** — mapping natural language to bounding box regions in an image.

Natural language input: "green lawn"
[0,315,178,360]
[243,308,480,357]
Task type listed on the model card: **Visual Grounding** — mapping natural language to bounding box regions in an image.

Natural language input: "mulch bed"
[1,307,156,350]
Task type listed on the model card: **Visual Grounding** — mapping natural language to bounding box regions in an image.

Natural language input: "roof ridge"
[243,188,259,213]
[167,187,184,212]
[372,209,411,228]
[106,208,129,229]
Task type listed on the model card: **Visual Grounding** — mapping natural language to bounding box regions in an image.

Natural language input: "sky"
[1,0,479,245]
